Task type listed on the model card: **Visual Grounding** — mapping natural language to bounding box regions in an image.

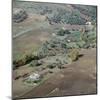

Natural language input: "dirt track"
[14,48,97,99]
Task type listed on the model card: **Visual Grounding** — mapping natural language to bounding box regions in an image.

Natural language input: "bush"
[32,52,40,60]
[30,60,42,67]
[76,41,85,48]
[68,49,79,61]
[13,52,39,69]
[57,29,71,36]
[80,31,96,49]
[13,56,26,69]
[81,33,88,42]
[66,42,79,49]
[47,63,56,69]
[13,8,28,23]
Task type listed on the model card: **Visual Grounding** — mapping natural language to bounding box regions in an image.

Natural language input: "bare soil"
[13,48,97,99]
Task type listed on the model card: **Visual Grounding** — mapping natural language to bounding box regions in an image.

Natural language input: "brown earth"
[12,3,97,99]
[13,48,97,99]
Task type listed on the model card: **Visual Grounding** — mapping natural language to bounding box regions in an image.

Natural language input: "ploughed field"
[24,49,96,98]
[13,48,96,99]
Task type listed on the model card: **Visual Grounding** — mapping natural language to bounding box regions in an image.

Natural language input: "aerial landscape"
[12,0,97,99]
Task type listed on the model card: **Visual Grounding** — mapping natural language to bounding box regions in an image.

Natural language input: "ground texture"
[13,48,97,99]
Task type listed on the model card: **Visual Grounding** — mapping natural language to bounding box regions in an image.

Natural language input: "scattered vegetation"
[13,28,96,69]
[81,31,96,48]
[72,5,97,21]
[13,1,97,69]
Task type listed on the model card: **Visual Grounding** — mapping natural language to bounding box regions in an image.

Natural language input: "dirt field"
[13,48,97,99]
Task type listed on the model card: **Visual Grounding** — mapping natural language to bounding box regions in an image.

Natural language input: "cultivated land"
[12,1,97,99]
[13,48,96,99]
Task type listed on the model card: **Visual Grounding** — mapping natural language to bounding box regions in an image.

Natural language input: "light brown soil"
[13,48,97,99]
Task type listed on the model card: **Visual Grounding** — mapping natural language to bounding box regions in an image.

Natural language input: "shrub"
[30,60,42,67]
[66,42,79,49]
[76,41,85,48]
[32,52,40,60]
[13,8,28,23]
[25,54,34,63]
[13,52,39,69]
[68,49,79,61]
[48,70,53,74]
[57,29,71,36]
[47,63,56,69]
[13,56,26,69]
[81,33,88,42]
[58,65,65,69]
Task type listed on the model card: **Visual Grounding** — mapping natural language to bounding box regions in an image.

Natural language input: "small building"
[85,21,93,32]
[85,21,92,25]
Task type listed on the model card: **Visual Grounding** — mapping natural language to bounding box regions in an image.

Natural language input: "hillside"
[13,1,97,25]
[12,1,97,99]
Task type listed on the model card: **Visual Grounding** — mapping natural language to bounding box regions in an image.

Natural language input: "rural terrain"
[12,0,97,99]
